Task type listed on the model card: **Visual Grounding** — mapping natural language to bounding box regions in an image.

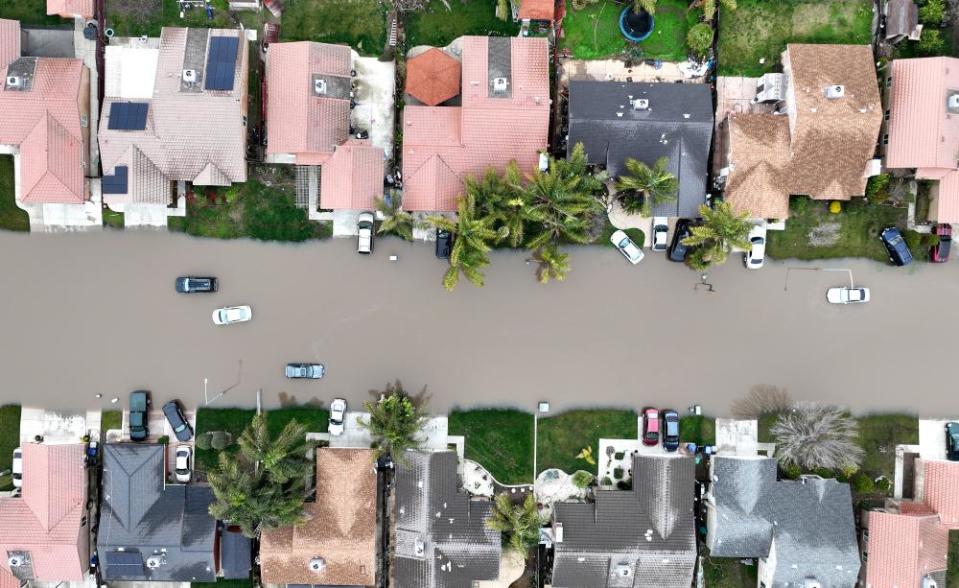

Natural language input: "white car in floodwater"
[611,230,644,265]
[827,287,871,304]
[212,305,252,325]
[329,398,347,436]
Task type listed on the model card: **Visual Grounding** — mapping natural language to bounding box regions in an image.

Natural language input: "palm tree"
[358,381,428,461]
[238,414,309,484]
[427,192,499,291]
[475,164,537,248]
[691,0,736,21]
[528,244,571,283]
[374,192,415,241]
[614,157,678,216]
[681,201,752,270]
[486,493,544,559]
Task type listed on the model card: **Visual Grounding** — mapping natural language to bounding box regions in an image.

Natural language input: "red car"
[642,407,660,446]
[932,223,952,263]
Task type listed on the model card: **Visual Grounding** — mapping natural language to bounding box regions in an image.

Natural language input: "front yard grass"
[717,0,873,76]
[104,0,259,38]
[449,408,534,485]
[857,414,917,484]
[561,0,695,61]
[679,415,715,446]
[280,0,386,57]
[0,156,29,232]
[406,0,518,49]
[766,198,907,262]
[537,409,637,475]
[0,0,63,26]
[701,553,758,587]
[0,405,22,491]
[100,410,122,438]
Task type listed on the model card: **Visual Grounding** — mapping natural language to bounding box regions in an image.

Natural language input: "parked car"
[652,218,669,252]
[744,224,767,269]
[435,229,452,259]
[880,227,913,266]
[175,276,218,293]
[285,363,325,379]
[662,409,680,452]
[611,230,644,265]
[212,305,252,325]
[932,223,952,263]
[162,400,193,442]
[11,448,22,488]
[826,287,871,304]
[642,407,660,447]
[329,398,347,436]
[174,445,192,483]
[357,212,374,254]
[947,422,959,461]
[668,219,694,262]
[129,390,150,441]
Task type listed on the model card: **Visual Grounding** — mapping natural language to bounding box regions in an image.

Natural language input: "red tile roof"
[46,0,93,18]
[922,460,959,528]
[518,0,555,21]
[0,444,87,582]
[0,568,17,588]
[863,511,948,588]
[0,19,19,71]
[402,36,549,212]
[319,139,384,209]
[406,48,461,106]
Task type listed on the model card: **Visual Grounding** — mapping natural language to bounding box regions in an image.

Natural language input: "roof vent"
[949,94,959,111]
[7,555,27,568]
[615,562,632,577]
[924,578,939,588]
[825,85,845,99]
[414,539,426,557]
[182,69,197,84]
[308,557,326,572]
[145,556,164,569]
[632,98,649,110]
[314,79,327,95]
[5,76,20,89]
[492,77,509,94]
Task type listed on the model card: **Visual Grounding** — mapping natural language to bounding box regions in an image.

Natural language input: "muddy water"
[0,230,955,417]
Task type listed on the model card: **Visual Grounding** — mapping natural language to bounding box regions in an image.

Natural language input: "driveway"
[1,231,958,418]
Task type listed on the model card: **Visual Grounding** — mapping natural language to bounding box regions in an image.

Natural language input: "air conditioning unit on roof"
[314,79,327,95]
[182,69,197,83]
[632,98,649,110]
[949,95,959,110]
[825,85,845,99]
[145,556,163,569]
[308,557,326,572]
[492,77,508,94]
[6,76,20,88]
[7,556,25,568]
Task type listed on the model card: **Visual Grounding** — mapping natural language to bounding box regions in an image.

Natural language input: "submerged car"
[947,422,959,461]
[826,287,871,304]
[174,445,192,483]
[652,218,669,252]
[175,276,218,293]
[357,212,374,254]
[162,400,193,442]
[611,230,644,265]
[129,390,150,441]
[329,398,347,436]
[932,224,952,263]
[11,448,22,488]
[642,407,660,447]
[285,363,325,379]
[880,227,913,266]
[212,306,252,325]
[668,219,694,262]
[745,225,767,269]
[662,409,680,452]
[435,229,452,259]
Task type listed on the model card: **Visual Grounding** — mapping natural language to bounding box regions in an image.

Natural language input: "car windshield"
[618,238,630,248]
[173,423,185,432]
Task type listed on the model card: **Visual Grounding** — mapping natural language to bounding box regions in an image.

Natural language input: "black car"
[879,227,913,266]
[129,390,150,441]
[947,422,959,461]
[662,409,680,452]
[162,400,193,442]
[435,229,453,259]
[668,219,694,262]
[175,276,218,293]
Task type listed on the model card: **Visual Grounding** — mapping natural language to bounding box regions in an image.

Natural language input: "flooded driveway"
[0,230,954,417]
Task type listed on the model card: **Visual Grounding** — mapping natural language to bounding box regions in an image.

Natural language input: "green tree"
[477,164,539,248]
[633,0,657,14]
[686,22,714,56]
[614,157,678,216]
[375,193,416,241]
[919,0,945,24]
[697,0,736,21]
[916,28,947,56]
[528,244,571,283]
[681,201,752,270]
[358,381,428,461]
[427,192,500,291]
[486,493,544,559]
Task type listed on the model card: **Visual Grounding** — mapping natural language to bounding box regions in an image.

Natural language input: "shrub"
[771,403,864,471]
[919,0,945,24]
[903,229,923,253]
[613,467,624,480]
[210,431,233,450]
[875,476,892,494]
[921,233,941,249]
[687,23,714,57]
[917,29,947,56]
[195,432,213,450]
[571,470,595,489]
[851,473,876,494]
[601,476,613,486]
[781,463,802,479]
[157,435,169,445]
[866,173,891,204]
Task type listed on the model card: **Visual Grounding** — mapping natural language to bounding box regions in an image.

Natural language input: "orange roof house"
[406,48,461,106]
[402,36,550,212]
[517,0,555,21]
[46,0,93,19]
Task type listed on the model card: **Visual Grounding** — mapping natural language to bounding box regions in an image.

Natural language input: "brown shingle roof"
[724,113,791,219]
[406,48,461,106]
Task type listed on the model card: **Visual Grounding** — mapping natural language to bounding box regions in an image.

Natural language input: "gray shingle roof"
[551,455,697,588]
[567,81,714,217]
[394,451,501,588]
[97,444,217,582]
[707,456,861,587]
[220,526,251,579]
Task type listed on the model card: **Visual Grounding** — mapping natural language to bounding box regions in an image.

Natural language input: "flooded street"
[0,230,954,417]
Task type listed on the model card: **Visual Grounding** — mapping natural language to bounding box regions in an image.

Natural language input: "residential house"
[885,57,959,223]
[884,0,922,43]
[260,448,377,587]
[705,456,861,587]
[0,19,91,207]
[860,459,959,587]
[98,28,248,219]
[550,454,697,588]
[717,44,883,220]
[568,81,713,218]
[393,450,501,588]
[97,444,218,582]
[0,444,89,586]
[515,0,555,23]
[265,41,384,212]
[46,0,93,19]
[402,36,550,212]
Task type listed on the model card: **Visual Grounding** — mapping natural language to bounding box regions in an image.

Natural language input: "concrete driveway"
[19,408,100,444]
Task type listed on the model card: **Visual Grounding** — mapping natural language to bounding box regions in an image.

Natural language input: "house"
[265,41,384,212]
[516,0,555,23]
[568,81,713,218]
[97,444,218,582]
[46,0,93,19]
[705,456,861,587]
[718,44,883,220]
[402,36,550,212]
[98,28,248,219]
[884,57,959,223]
[884,0,922,43]
[0,444,89,586]
[550,455,696,588]
[859,459,959,587]
[0,19,91,207]
[393,450,501,588]
[260,448,377,586]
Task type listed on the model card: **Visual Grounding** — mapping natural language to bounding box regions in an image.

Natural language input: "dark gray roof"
[394,451,501,588]
[220,526,252,579]
[567,81,714,217]
[886,0,919,39]
[707,456,861,587]
[551,455,697,588]
[97,444,217,582]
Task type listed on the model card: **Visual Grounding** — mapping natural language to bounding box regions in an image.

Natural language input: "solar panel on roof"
[204,36,239,92]
[105,551,143,567]
[107,102,149,131]
[102,166,128,195]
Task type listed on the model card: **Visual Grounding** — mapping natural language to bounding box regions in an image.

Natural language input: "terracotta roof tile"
[407,48,461,106]
[863,511,948,587]
[46,0,93,18]
[922,460,959,528]
[518,0,555,21]
[0,19,19,70]
[319,139,384,209]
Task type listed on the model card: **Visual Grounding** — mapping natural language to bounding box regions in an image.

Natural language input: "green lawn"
[949,530,959,586]
[101,410,122,437]
[0,405,22,491]
[280,0,386,57]
[406,0,518,48]
[168,181,332,242]
[633,0,698,61]
[701,554,758,587]
[679,415,715,446]
[595,221,646,249]
[449,408,534,485]
[0,0,64,25]
[537,409,637,474]
[767,198,907,262]
[104,0,259,38]
[0,156,29,232]
[193,579,253,588]
[561,0,694,60]
[717,0,873,76]
[857,414,917,483]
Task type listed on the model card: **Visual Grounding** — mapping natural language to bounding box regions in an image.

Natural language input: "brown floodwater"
[0,230,954,417]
